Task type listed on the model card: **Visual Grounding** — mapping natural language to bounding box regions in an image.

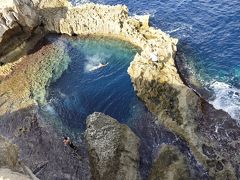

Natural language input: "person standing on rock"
[63,137,77,150]
[63,137,82,160]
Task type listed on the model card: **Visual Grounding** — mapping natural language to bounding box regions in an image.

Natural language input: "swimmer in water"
[89,62,108,71]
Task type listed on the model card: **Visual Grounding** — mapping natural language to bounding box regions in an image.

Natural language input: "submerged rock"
[149,145,191,180]
[85,112,140,180]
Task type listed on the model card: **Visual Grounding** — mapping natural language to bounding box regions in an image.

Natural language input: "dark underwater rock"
[85,112,140,180]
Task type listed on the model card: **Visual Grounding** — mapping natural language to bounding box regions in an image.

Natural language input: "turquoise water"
[72,0,240,122]
[45,36,140,132]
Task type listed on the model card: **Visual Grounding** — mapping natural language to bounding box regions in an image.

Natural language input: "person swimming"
[89,62,108,71]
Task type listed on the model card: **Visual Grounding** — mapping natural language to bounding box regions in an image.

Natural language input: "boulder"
[85,112,140,180]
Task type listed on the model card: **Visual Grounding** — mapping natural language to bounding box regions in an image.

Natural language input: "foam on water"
[84,54,109,72]
[71,0,91,5]
[209,81,240,123]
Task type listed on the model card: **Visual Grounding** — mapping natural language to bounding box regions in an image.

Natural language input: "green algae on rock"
[0,39,70,116]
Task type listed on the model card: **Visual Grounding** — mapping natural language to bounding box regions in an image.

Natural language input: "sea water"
[71,0,240,122]
[45,36,140,132]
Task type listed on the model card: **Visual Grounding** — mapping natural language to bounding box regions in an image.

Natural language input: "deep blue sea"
[71,0,240,122]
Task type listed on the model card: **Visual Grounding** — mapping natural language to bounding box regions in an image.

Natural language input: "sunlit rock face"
[0,136,19,169]
[0,168,33,180]
[0,0,40,63]
[0,40,70,116]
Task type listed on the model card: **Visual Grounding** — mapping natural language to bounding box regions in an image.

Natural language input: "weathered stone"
[149,145,191,180]
[0,168,32,180]
[0,136,19,169]
[85,112,140,180]
[0,0,40,63]
[0,136,38,179]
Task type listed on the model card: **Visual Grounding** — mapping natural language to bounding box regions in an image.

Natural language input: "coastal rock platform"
[0,0,239,179]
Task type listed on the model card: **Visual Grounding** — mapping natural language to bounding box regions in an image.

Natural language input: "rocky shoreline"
[0,0,240,179]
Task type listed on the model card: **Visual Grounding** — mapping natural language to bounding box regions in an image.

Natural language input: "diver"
[89,62,109,71]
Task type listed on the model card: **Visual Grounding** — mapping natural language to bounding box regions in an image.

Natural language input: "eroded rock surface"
[0,135,38,179]
[0,168,33,180]
[0,0,40,63]
[0,136,19,169]
[149,145,191,180]
[85,112,140,180]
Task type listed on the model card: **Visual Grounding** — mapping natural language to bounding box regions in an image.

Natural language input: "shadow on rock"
[0,105,90,180]
[129,75,240,179]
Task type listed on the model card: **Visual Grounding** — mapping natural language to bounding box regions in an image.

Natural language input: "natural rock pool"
[38,35,208,179]
[42,35,140,133]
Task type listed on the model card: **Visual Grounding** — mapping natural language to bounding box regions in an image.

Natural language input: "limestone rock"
[149,145,191,180]
[0,0,40,62]
[0,136,19,169]
[13,0,39,29]
[0,168,32,180]
[85,112,140,180]
[0,136,38,179]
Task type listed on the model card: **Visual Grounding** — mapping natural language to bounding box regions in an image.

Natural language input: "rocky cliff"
[0,0,239,179]
[0,0,40,63]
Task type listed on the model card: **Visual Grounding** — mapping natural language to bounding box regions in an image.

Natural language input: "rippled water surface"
[72,0,240,121]
[45,36,140,132]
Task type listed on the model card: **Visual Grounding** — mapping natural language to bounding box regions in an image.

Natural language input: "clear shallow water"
[72,0,240,121]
